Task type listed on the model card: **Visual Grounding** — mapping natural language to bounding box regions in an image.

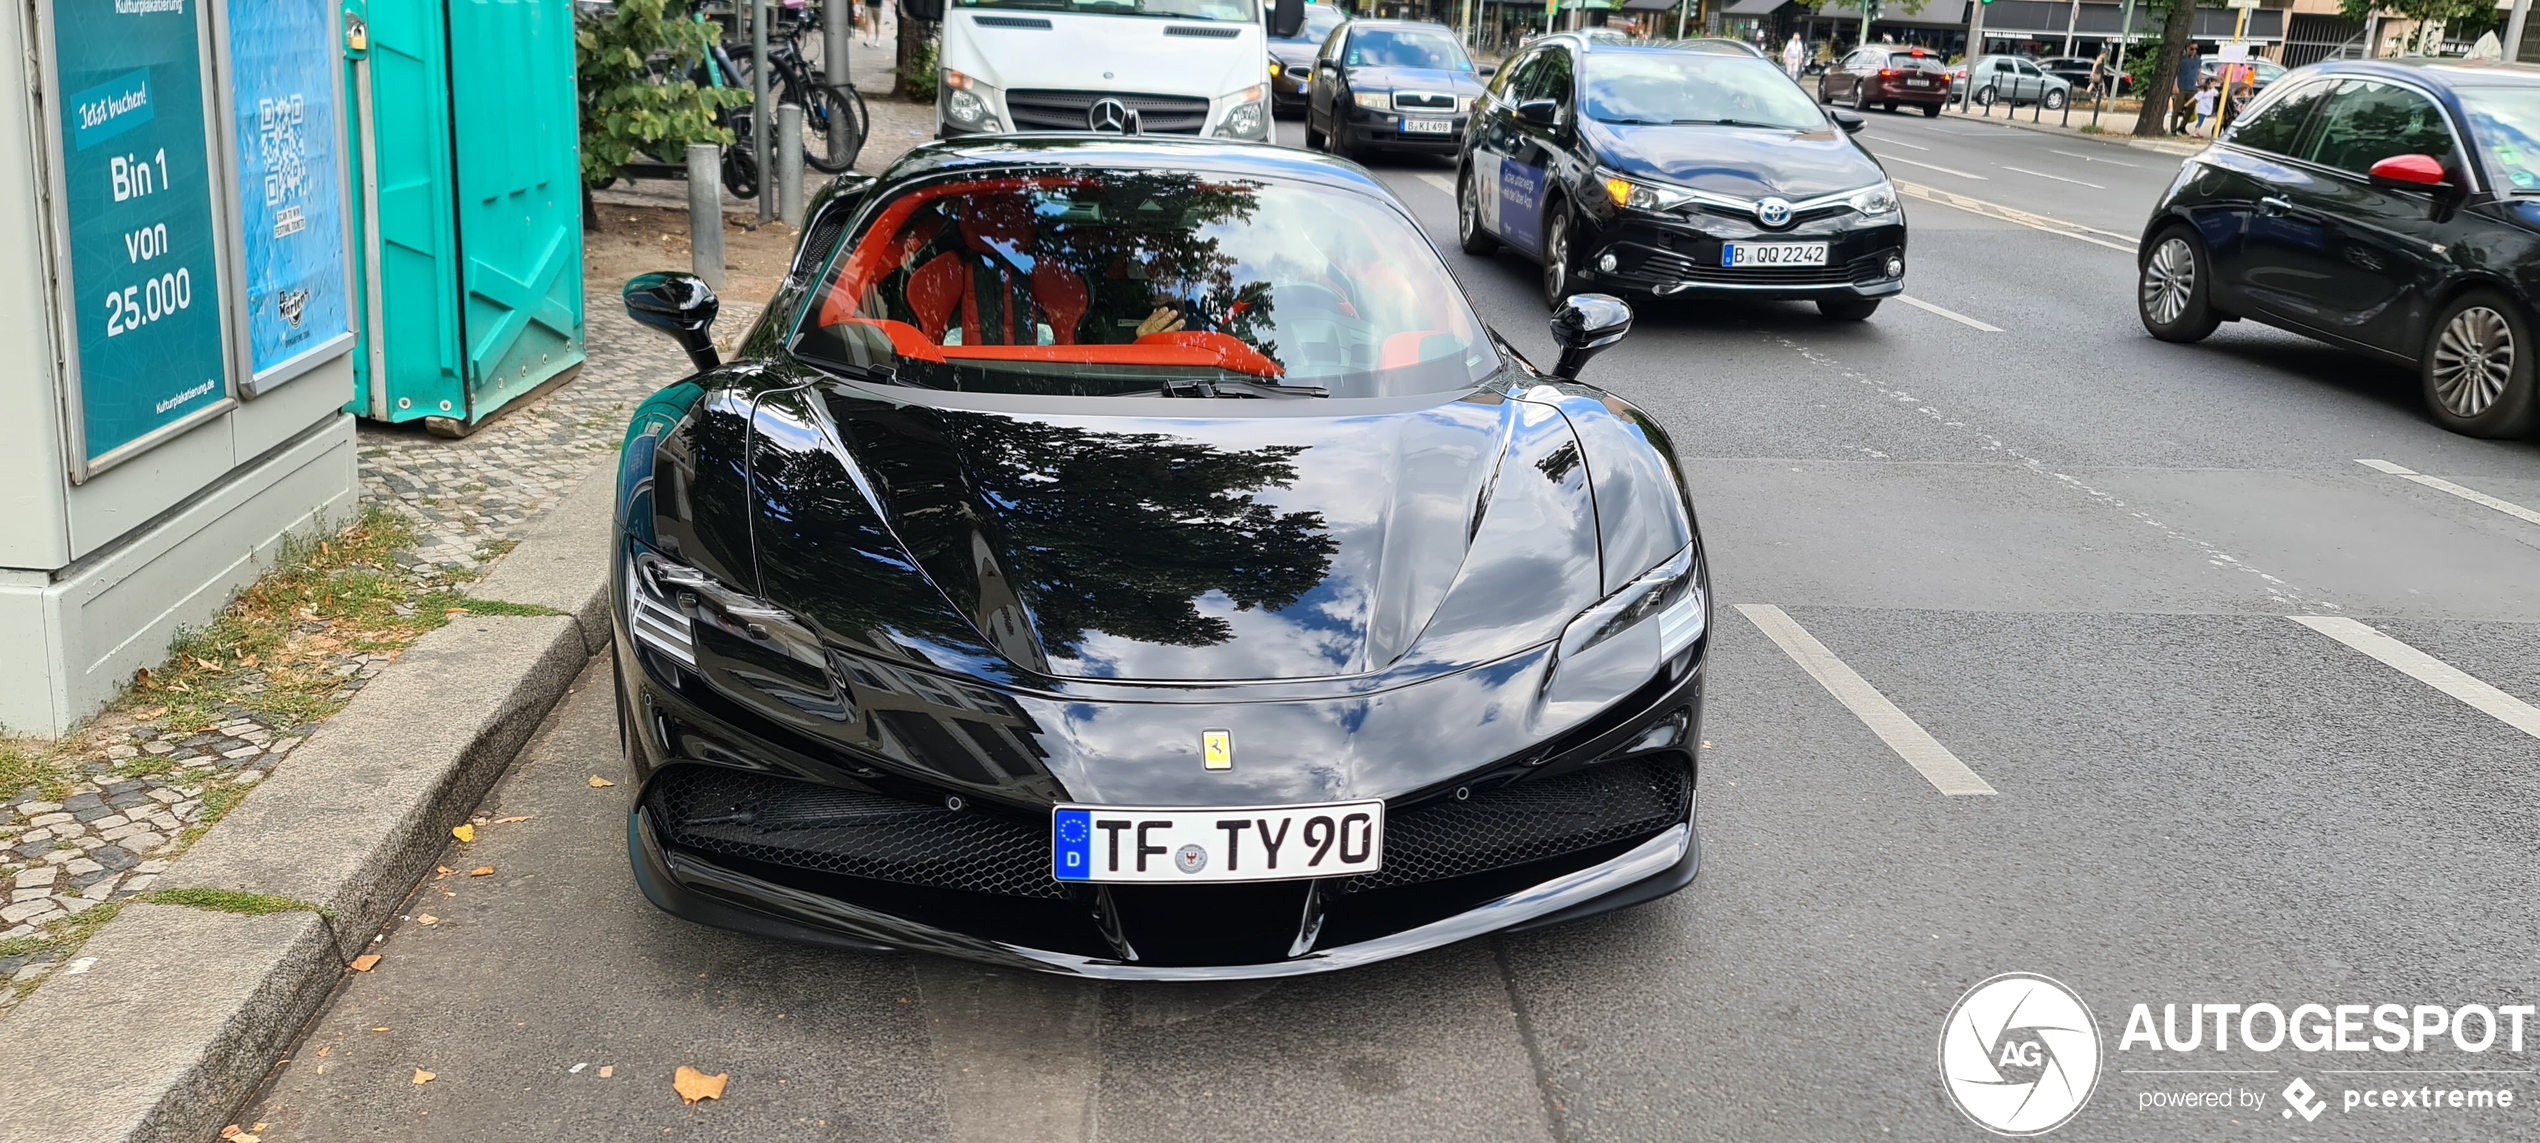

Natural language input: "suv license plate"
[1053,800,1385,883]
[1723,242,1830,268]
[1402,118,1453,134]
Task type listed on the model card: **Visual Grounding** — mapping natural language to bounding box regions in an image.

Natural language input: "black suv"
[1457,33,1907,318]
[2137,59,2540,438]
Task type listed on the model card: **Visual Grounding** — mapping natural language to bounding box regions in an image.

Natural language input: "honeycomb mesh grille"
[648,767,1068,899]
[1335,755,1689,894]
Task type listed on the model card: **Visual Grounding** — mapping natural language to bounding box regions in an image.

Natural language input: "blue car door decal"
[1498,158,1547,253]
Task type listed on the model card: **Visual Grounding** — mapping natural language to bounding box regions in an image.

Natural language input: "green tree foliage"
[575,0,751,189]
[2341,0,2497,53]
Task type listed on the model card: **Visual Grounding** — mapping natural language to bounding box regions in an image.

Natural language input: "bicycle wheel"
[802,83,866,173]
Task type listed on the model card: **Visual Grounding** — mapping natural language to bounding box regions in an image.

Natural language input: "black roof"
[877,134,1398,199]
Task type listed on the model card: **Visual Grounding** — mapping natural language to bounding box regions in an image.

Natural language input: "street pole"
[1860,0,1875,48]
[2062,0,2079,55]
[688,144,724,292]
[2508,0,2533,61]
[2112,0,2135,74]
[824,0,852,85]
[753,0,772,222]
[777,104,805,227]
[2215,0,2252,138]
[1959,0,1987,112]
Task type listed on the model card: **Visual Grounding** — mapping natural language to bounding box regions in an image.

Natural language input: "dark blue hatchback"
[2137,58,2540,438]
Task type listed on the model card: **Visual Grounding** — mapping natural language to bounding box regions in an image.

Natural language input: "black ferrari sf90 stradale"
[612,135,1709,978]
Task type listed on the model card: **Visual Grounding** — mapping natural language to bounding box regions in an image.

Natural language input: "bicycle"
[724,4,868,175]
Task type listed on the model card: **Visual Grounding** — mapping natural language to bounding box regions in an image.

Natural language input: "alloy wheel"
[2430,306,2515,417]
[1543,212,1570,304]
[1459,174,1480,242]
[2141,237,2196,327]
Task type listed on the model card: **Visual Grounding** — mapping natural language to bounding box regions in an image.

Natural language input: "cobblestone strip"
[0,294,716,1006]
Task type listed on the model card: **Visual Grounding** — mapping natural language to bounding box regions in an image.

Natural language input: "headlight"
[1215,89,1268,139]
[1540,545,1706,731]
[1269,61,1283,77]
[1353,91,1390,109]
[1848,181,1899,216]
[1600,172,1698,213]
[943,71,1002,131]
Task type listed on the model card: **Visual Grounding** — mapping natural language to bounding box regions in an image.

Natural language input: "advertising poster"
[52,0,230,467]
[224,0,351,387]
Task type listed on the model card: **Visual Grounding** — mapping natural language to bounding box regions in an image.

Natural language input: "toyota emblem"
[1088,98,1141,134]
[1754,197,1793,227]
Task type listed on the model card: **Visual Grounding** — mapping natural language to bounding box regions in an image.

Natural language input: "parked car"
[2200,55,2288,92]
[2137,59,2540,438]
[1957,53,2073,109]
[2040,54,2132,96]
[1458,31,1906,319]
[1305,19,1490,157]
[1268,2,1347,118]
[613,134,1711,977]
[1818,45,1951,116]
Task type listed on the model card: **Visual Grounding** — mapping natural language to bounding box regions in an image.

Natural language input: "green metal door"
[446,0,583,417]
[358,0,466,421]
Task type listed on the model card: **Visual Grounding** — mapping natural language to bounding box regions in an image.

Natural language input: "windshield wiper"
[1154,378,1328,399]
[1672,118,1803,130]
[1597,117,1670,125]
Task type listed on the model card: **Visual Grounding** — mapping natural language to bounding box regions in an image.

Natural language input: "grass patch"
[139,888,328,916]
[421,595,567,618]
[0,739,58,802]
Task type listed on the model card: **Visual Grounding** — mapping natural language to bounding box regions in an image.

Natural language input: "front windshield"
[796,170,1497,398]
[1345,29,1470,70]
[1582,51,1828,128]
[954,0,1256,20]
[1274,5,1342,42]
[2457,85,2540,193]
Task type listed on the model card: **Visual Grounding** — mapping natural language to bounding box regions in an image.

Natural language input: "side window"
[2227,78,2328,156]
[1992,59,2015,74]
[2016,60,2041,77]
[1321,26,1347,62]
[1532,46,1574,106]
[2306,79,2459,175]
[1491,50,1537,100]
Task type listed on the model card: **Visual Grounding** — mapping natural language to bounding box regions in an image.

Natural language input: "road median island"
[0,465,618,1143]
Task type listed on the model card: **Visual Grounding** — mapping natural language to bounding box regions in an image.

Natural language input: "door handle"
[2259,196,2292,217]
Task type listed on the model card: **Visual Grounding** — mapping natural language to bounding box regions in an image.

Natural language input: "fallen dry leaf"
[469,866,495,877]
[444,607,468,617]
[370,1026,390,1032]
[414,914,438,925]
[413,1068,435,1085]
[492,815,531,824]
[254,1126,267,1134]
[435,866,453,878]
[239,653,259,667]
[451,824,476,843]
[674,1066,729,1106]
[588,775,616,788]
[317,1045,332,1057]
[350,954,382,972]
[231,1135,260,1143]
[221,1128,242,1140]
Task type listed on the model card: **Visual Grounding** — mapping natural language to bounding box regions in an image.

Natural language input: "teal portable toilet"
[343,0,584,434]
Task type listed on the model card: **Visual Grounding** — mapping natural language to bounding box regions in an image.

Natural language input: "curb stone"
[0,462,618,1143]
[1942,107,2206,157]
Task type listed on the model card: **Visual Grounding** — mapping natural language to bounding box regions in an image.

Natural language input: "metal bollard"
[777,104,805,227]
[688,143,724,291]
[824,0,852,84]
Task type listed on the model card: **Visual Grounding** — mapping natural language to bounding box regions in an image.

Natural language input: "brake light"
[1880,69,1897,77]
[1909,48,1926,57]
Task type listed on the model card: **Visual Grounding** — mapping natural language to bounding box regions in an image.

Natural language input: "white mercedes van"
[935,0,1303,141]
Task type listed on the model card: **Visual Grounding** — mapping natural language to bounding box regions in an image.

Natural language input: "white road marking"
[1873,136,1933,151]
[2356,459,2540,527]
[1737,604,1998,796]
[2291,616,2540,741]
[1896,295,2004,332]
[2050,148,2140,167]
[1884,155,1989,180]
[1415,172,1457,197]
[2001,164,2107,189]
[1890,180,2134,251]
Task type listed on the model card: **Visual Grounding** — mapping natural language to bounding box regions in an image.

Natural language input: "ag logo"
[1939,972,2101,1136]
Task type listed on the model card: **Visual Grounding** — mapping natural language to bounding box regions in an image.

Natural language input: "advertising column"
[45,0,232,478]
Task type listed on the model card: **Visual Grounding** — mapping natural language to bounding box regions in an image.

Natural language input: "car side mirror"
[1517,98,1561,127]
[1479,63,1496,77]
[1549,293,1631,380]
[1270,0,1303,39]
[1830,109,1866,133]
[2368,153,2455,194]
[624,272,721,373]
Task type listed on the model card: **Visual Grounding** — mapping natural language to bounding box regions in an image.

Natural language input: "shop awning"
[1723,0,1787,15]
[1808,0,1972,27]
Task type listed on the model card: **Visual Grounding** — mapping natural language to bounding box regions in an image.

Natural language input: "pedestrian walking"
[2190,78,2219,136]
[2170,42,2201,134]
[2087,52,2105,99]
[862,0,886,47]
[1783,33,1806,79]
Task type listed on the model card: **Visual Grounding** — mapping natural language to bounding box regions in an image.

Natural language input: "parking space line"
[1872,137,1932,151]
[1891,180,2134,252]
[1415,172,1457,197]
[2050,148,2140,167]
[2356,459,2540,527]
[2000,165,2106,189]
[2290,616,2540,741]
[1736,604,1999,796]
[1885,155,1989,180]
[1896,295,2004,332]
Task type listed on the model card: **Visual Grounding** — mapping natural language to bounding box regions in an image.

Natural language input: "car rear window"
[1885,53,1942,72]
[794,169,1497,399]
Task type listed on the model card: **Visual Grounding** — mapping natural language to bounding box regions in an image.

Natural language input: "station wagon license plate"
[1905,78,1933,87]
[1052,800,1385,883]
[1401,117,1453,134]
[1722,242,1830,268]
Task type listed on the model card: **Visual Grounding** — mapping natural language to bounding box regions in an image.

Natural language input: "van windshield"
[955,0,1258,20]
[794,169,1497,399]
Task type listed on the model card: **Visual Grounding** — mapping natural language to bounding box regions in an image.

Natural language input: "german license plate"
[1723,242,1830,268]
[1402,118,1453,134]
[1906,78,1932,87]
[1052,800,1385,883]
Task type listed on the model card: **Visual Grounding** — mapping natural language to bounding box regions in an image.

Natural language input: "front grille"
[1164,23,1240,37]
[1635,246,1892,287]
[648,766,1067,899]
[1393,91,1456,110]
[1335,755,1689,893]
[1006,89,1211,134]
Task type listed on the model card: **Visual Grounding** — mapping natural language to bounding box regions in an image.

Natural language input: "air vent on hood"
[973,15,1053,27]
[1165,23,1241,36]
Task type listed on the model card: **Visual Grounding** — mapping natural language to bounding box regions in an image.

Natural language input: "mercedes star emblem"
[1754,196,1794,227]
[1088,98,1140,134]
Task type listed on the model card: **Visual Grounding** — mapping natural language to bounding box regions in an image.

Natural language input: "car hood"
[762,385,1606,685]
[1587,120,1881,200]
[1344,65,1485,96]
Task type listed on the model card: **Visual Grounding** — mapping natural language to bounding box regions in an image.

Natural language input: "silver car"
[1950,54,2074,110]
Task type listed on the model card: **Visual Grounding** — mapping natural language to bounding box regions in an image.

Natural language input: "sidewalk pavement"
[1943,101,2207,157]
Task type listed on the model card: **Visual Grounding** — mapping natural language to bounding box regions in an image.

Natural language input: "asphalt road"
[236,110,2540,1142]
